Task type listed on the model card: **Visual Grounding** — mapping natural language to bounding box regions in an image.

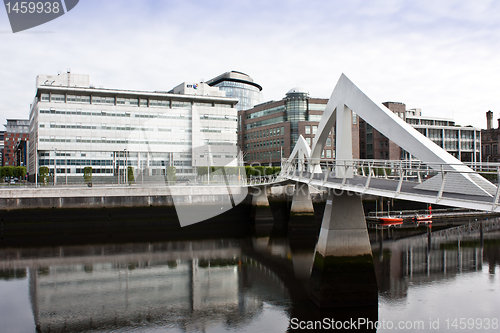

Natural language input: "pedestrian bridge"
[270,73,499,214]
[273,158,500,213]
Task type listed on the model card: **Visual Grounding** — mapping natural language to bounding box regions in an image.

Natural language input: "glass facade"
[285,89,309,149]
[213,81,263,111]
[207,71,263,112]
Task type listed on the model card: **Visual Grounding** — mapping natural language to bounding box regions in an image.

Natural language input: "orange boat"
[379,216,403,225]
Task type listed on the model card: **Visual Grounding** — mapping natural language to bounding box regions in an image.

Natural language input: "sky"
[1,0,500,129]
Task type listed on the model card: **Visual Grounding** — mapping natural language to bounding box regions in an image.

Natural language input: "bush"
[167,166,177,181]
[3,166,14,178]
[127,166,135,185]
[15,166,26,179]
[83,166,92,184]
[39,166,49,184]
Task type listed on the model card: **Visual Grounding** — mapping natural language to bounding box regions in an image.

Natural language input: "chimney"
[487,110,493,129]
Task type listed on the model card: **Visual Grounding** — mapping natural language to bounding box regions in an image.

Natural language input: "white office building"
[28,72,239,183]
[405,108,481,162]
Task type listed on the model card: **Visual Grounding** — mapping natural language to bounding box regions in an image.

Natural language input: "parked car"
[176,177,190,183]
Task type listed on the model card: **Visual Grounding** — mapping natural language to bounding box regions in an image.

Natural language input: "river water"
[0,214,499,332]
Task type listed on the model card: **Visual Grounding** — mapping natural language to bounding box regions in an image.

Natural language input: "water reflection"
[2,212,499,332]
[1,240,290,332]
[373,219,500,300]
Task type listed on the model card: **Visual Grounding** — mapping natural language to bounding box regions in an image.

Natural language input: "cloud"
[1,0,500,129]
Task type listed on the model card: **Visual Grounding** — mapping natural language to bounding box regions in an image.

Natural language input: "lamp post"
[124,149,128,185]
[53,148,57,186]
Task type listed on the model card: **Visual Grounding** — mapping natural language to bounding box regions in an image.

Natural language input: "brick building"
[3,119,29,166]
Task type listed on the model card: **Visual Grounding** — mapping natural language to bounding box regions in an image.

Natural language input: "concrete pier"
[250,187,275,238]
[288,183,316,236]
[310,191,378,307]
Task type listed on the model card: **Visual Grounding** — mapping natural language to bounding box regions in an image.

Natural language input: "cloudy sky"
[1,0,499,129]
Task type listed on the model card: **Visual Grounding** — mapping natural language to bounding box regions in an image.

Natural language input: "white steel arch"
[287,74,496,197]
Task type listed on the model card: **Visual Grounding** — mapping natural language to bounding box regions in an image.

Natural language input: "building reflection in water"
[11,240,290,332]
[373,219,500,301]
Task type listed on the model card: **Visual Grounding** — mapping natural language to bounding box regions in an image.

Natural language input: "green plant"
[39,166,49,184]
[127,166,135,185]
[15,166,26,179]
[3,166,14,178]
[167,166,177,182]
[83,166,92,184]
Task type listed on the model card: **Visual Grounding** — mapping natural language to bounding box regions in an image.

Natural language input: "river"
[0,209,499,332]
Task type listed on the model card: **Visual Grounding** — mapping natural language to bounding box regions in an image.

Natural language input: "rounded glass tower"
[285,87,309,149]
[206,71,263,111]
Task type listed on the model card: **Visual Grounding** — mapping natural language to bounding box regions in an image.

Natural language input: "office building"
[28,72,239,183]
[238,87,359,165]
[3,119,29,166]
[360,102,481,163]
[206,71,263,111]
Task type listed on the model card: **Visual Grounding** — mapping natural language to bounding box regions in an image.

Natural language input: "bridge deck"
[280,172,500,213]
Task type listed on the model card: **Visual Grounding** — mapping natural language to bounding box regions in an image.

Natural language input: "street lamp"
[54,148,57,186]
[124,149,128,185]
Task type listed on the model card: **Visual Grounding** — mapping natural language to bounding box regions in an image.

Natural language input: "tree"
[39,166,49,184]
[3,166,14,178]
[167,166,177,182]
[127,166,135,185]
[15,166,26,179]
[83,166,92,185]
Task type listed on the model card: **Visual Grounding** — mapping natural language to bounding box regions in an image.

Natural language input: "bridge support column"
[250,187,274,238]
[310,190,378,307]
[289,182,316,237]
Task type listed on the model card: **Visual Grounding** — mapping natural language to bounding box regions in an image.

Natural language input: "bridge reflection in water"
[2,216,500,332]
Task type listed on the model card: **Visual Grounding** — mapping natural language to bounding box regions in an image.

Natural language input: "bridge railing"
[280,158,500,184]
[280,158,500,210]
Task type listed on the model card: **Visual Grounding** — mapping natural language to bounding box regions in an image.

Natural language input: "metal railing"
[279,158,500,211]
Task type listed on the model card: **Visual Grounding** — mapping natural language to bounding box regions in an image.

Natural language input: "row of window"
[200,127,234,133]
[246,105,285,119]
[39,108,237,122]
[39,137,192,145]
[41,122,196,133]
[304,137,334,147]
[245,116,285,130]
[483,145,498,156]
[245,126,285,141]
[40,93,231,109]
[246,149,334,161]
[246,139,285,151]
[39,108,194,120]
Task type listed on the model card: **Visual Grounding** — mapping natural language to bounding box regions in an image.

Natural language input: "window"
[92,96,115,105]
[51,94,65,103]
[326,138,332,146]
[67,95,90,104]
[41,94,50,101]
[305,126,311,134]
